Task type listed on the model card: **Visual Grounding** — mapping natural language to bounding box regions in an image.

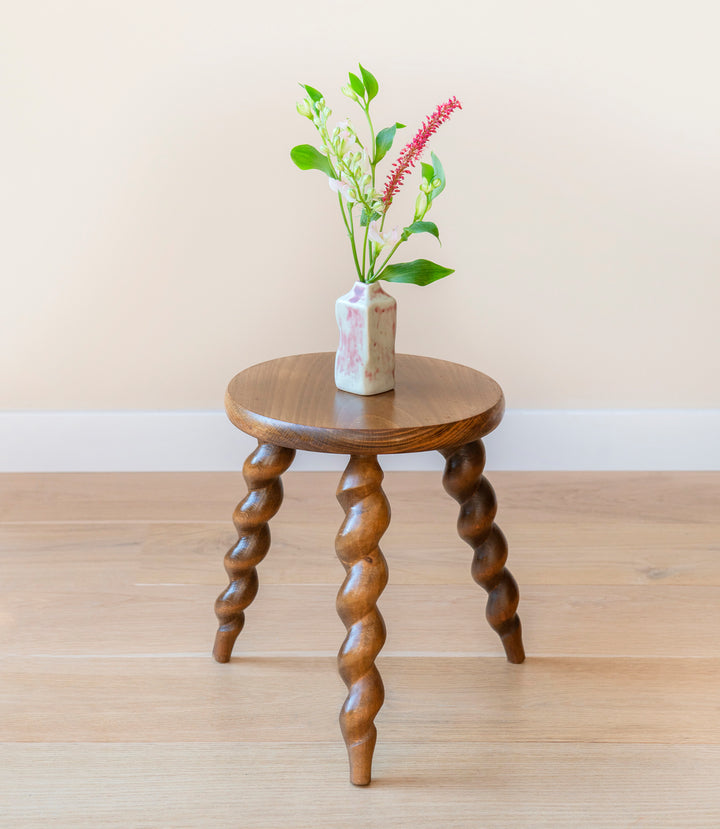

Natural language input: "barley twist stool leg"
[441,440,525,664]
[335,454,390,786]
[213,441,295,663]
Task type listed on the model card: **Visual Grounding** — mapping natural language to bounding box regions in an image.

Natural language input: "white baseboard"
[1,410,718,472]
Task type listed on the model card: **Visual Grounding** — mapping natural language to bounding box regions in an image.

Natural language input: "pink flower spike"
[381,96,462,210]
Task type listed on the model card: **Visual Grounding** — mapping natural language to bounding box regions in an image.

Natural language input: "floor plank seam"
[3,653,719,660]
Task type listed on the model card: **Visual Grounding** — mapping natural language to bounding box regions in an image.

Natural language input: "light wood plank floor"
[1,471,719,828]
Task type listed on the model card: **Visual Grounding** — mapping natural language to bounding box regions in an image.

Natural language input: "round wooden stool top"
[225,352,505,455]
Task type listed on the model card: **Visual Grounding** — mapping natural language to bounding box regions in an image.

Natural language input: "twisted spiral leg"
[335,455,390,786]
[213,441,295,663]
[441,440,525,664]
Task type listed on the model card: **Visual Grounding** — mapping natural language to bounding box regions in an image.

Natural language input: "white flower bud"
[414,192,428,221]
[296,100,313,119]
[341,84,359,102]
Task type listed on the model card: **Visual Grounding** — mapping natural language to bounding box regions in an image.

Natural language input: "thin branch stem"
[340,200,363,281]
[361,221,370,275]
[359,101,377,278]
[369,238,405,282]
[364,107,377,175]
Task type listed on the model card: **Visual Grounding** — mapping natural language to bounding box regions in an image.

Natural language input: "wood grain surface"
[2,471,720,826]
[334,455,390,784]
[212,443,295,662]
[224,353,505,454]
[441,440,525,663]
[3,743,718,829]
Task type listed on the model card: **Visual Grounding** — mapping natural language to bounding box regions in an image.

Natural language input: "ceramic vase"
[334,281,397,395]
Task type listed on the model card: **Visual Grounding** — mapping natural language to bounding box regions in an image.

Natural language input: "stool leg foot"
[346,731,377,787]
[336,455,390,786]
[441,441,525,664]
[213,442,295,663]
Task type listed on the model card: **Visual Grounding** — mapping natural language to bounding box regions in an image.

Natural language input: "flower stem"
[360,103,376,280]
[361,221,370,275]
[369,238,404,282]
[325,147,362,281]
[339,198,363,281]
[364,106,377,174]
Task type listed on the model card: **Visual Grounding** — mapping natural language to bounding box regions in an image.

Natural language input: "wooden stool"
[213,352,525,785]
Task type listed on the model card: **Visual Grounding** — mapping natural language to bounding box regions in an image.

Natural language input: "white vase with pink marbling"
[334,281,397,395]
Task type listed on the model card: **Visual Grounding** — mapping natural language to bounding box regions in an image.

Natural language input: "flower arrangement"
[292,64,461,287]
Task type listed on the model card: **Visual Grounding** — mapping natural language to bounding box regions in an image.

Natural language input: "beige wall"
[2,0,718,411]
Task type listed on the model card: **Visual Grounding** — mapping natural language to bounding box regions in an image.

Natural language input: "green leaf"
[375,122,406,164]
[360,208,381,227]
[431,151,446,197]
[358,64,379,101]
[378,259,454,286]
[401,221,441,243]
[421,162,434,183]
[300,83,323,103]
[348,72,365,97]
[290,144,335,177]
